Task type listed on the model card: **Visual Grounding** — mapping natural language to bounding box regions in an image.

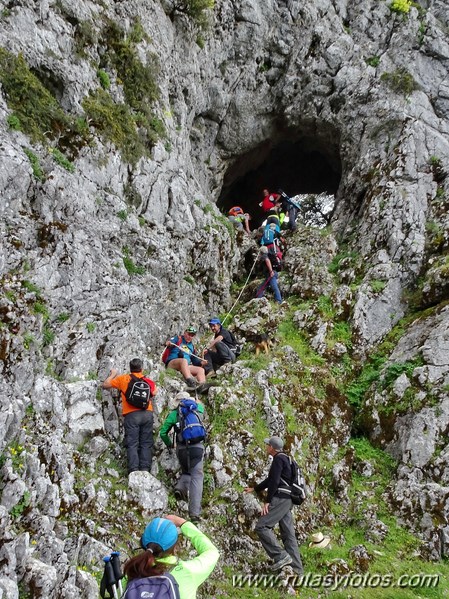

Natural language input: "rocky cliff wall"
[1,0,449,596]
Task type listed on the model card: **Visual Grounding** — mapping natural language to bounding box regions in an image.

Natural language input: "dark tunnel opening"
[218,135,342,228]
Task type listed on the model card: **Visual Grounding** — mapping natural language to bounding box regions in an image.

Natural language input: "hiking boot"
[174,489,188,501]
[196,382,211,395]
[189,515,201,524]
[185,377,199,390]
[268,555,293,571]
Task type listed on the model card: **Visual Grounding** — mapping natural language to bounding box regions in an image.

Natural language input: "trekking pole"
[100,556,119,599]
[166,341,205,362]
[110,552,124,596]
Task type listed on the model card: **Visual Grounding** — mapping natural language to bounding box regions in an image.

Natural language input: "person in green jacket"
[160,392,205,523]
[123,514,219,599]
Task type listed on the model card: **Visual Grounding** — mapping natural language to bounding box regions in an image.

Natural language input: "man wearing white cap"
[244,436,303,574]
[160,392,205,524]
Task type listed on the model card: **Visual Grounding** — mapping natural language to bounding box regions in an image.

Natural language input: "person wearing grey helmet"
[244,436,303,574]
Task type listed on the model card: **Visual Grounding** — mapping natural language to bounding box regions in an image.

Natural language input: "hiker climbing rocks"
[203,317,238,374]
[228,206,251,234]
[122,514,219,599]
[102,358,157,475]
[244,436,304,575]
[256,246,283,304]
[278,189,300,232]
[160,392,206,524]
[260,189,281,216]
[163,327,209,392]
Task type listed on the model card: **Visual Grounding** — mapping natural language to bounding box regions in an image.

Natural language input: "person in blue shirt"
[164,327,208,390]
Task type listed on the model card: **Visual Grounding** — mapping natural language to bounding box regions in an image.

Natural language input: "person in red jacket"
[260,189,281,215]
[102,358,157,475]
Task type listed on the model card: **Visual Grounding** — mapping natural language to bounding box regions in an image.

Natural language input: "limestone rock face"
[1,0,449,594]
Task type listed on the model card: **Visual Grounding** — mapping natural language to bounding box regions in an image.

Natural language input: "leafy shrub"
[82,88,148,164]
[7,113,21,130]
[381,358,423,389]
[122,247,145,275]
[370,280,387,293]
[380,68,418,95]
[0,49,70,142]
[97,69,111,90]
[365,56,380,67]
[0,49,90,157]
[390,0,412,14]
[23,148,44,181]
[49,148,75,172]
[174,0,214,28]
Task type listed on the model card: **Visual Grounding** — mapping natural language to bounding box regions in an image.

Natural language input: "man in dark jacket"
[244,436,303,574]
[203,318,238,374]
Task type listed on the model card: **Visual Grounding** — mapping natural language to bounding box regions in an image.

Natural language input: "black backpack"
[227,329,243,357]
[124,375,153,409]
[280,455,307,506]
[268,245,283,272]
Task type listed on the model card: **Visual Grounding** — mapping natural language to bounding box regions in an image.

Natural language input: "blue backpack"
[176,399,206,445]
[122,573,180,599]
[261,223,280,246]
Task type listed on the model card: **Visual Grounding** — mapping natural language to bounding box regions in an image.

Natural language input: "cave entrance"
[218,133,342,227]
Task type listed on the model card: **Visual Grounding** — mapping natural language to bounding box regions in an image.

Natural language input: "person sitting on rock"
[203,317,238,374]
[228,206,251,234]
[164,327,209,391]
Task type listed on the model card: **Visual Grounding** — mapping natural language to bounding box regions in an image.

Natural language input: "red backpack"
[161,336,182,365]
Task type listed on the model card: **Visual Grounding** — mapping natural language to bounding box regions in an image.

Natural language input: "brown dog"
[254,333,273,356]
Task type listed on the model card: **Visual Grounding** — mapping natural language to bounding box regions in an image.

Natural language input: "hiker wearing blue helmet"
[204,318,239,375]
[123,514,219,599]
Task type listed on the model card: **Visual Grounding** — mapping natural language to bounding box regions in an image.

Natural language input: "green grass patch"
[23,148,44,181]
[83,89,148,165]
[0,49,71,142]
[370,280,387,293]
[33,301,49,320]
[381,68,418,96]
[122,247,145,275]
[277,317,325,367]
[49,148,75,172]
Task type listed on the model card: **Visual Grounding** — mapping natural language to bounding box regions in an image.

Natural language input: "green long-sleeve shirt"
[159,521,219,599]
[159,403,205,448]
